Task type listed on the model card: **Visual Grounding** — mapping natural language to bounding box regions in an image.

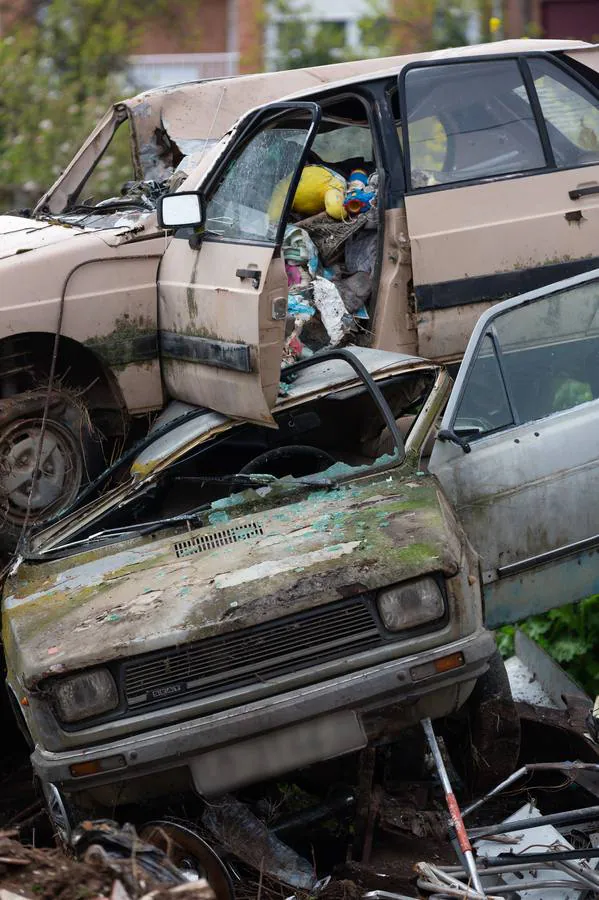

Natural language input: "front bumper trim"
[31,628,495,794]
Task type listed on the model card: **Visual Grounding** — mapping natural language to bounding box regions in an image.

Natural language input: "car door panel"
[430,270,599,627]
[160,240,287,424]
[432,406,599,627]
[401,55,599,362]
[159,102,321,425]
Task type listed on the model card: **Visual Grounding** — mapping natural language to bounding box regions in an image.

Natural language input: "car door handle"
[236,268,262,287]
[569,184,599,200]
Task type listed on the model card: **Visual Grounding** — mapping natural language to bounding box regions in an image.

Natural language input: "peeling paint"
[4,471,460,686]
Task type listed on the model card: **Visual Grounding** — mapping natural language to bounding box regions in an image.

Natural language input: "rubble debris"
[378,795,445,842]
[0,827,211,900]
[291,166,347,220]
[311,277,353,347]
[344,228,377,277]
[302,211,366,267]
[280,160,379,363]
[72,821,184,887]
[474,802,599,897]
[201,794,316,891]
[343,170,376,216]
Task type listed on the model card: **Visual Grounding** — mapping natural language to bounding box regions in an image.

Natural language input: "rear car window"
[454,280,599,438]
[404,59,546,189]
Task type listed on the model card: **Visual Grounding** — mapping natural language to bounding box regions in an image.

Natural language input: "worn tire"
[0,390,101,553]
[444,649,521,795]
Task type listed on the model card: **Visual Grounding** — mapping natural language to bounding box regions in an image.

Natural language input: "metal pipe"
[462,762,599,818]
[462,766,528,818]
[420,719,485,896]
[415,879,496,899]
[557,860,599,891]
[493,846,599,865]
[418,877,592,896]
[416,861,485,893]
[469,803,599,840]
[450,859,599,891]
[363,892,423,900]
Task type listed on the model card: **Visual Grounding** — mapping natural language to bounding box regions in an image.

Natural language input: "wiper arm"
[175,473,336,488]
[34,509,209,555]
[36,473,336,555]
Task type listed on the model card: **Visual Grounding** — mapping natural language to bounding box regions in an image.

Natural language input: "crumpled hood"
[0,215,88,260]
[4,473,462,686]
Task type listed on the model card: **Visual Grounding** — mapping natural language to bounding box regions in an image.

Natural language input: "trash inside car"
[4,38,599,542]
[5,265,599,831]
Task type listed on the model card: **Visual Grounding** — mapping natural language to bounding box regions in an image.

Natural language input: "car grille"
[122,595,385,713]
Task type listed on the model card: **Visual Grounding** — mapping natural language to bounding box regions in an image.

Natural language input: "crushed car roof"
[122,38,589,144]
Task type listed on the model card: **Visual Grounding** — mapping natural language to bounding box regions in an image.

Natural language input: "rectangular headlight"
[50,669,118,724]
[377,576,445,632]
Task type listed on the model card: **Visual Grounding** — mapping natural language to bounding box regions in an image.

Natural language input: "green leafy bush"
[497,594,599,696]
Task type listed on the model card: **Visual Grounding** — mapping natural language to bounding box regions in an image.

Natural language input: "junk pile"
[281,164,378,367]
[0,822,216,900]
[7,634,599,900]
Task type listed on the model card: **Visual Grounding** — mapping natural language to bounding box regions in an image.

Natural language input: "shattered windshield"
[35,359,436,555]
[49,116,216,231]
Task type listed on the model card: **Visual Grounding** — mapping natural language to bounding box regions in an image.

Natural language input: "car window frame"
[444,269,599,444]
[525,56,599,166]
[194,100,322,249]
[398,52,599,195]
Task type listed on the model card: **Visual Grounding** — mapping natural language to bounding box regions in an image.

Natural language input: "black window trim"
[196,100,322,249]
[449,274,599,444]
[398,51,599,196]
[488,324,520,427]
[198,89,383,250]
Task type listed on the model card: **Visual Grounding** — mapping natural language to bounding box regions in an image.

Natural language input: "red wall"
[541,0,599,41]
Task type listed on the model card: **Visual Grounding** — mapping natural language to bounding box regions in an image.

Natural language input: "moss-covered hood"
[4,471,461,687]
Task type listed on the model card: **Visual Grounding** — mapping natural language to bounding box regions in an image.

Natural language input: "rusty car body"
[5,264,599,828]
[4,37,599,543]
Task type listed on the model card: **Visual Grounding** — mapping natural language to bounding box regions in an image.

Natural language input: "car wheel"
[0,391,100,553]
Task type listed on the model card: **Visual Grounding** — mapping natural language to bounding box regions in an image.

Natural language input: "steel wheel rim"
[0,417,83,525]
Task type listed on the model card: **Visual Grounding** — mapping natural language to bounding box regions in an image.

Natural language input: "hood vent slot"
[174,521,264,558]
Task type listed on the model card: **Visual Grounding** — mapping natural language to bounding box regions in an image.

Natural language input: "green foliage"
[0,0,166,200]
[497,594,599,697]
[269,0,475,73]
[270,0,356,69]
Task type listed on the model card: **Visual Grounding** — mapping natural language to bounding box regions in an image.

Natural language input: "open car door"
[158,102,321,425]
[429,269,599,627]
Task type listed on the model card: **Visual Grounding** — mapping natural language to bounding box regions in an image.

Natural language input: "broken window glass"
[404,60,546,188]
[78,119,135,205]
[312,125,374,164]
[204,116,314,242]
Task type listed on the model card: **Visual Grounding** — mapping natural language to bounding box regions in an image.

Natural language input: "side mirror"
[157,191,205,229]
